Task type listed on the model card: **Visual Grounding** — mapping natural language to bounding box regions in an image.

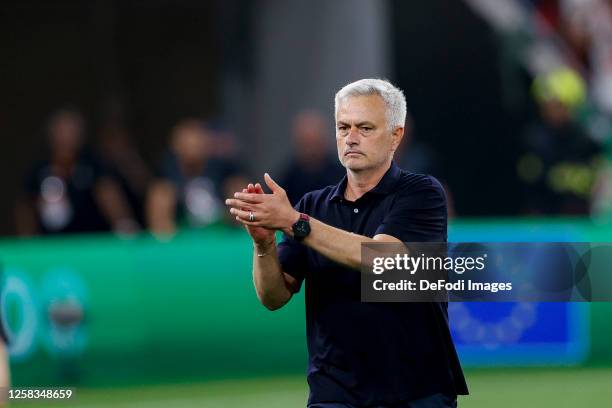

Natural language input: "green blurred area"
[1,220,611,385]
[11,368,612,408]
[1,218,612,407]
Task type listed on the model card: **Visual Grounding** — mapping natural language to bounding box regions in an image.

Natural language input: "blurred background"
[1,0,612,407]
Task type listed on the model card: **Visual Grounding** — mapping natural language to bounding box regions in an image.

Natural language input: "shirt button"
[354,208,359,214]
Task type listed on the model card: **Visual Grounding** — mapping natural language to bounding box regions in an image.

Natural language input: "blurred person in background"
[395,113,456,217]
[559,0,612,114]
[0,343,8,407]
[15,108,137,236]
[280,110,344,205]
[530,0,612,112]
[0,273,9,407]
[208,120,242,162]
[0,343,7,407]
[207,121,252,227]
[517,68,602,214]
[97,104,152,228]
[395,113,441,176]
[147,119,244,235]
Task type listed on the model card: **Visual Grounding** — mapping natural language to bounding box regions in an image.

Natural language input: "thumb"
[264,173,283,193]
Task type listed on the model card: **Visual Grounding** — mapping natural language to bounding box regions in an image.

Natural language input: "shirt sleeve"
[375,175,448,242]
[277,195,310,291]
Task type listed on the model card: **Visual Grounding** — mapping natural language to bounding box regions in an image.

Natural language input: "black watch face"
[293,220,311,239]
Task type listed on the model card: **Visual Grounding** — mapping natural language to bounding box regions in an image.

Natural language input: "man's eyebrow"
[356,121,375,127]
[336,121,376,127]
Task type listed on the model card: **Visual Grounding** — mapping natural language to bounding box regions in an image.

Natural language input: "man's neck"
[344,160,392,201]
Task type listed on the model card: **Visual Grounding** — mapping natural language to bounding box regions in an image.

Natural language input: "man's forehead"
[336,94,386,121]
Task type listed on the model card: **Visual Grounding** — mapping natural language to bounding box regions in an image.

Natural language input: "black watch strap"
[292,213,311,241]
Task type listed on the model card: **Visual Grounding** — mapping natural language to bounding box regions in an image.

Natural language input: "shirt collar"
[330,161,401,202]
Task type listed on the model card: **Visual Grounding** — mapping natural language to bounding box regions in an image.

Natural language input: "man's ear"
[391,126,404,152]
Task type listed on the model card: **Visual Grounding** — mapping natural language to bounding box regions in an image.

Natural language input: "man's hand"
[237,183,275,247]
[227,179,298,311]
[225,173,299,235]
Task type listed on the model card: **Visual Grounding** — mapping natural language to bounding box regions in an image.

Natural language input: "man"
[0,265,10,407]
[0,341,8,407]
[147,119,244,236]
[225,79,468,407]
[16,108,137,236]
[280,109,345,205]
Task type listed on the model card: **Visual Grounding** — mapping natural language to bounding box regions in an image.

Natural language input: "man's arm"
[238,183,301,311]
[95,177,139,234]
[295,218,400,270]
[146,179,177,236]
[226,174,401,272]
[15,195,38,236]
[252,239,300,310]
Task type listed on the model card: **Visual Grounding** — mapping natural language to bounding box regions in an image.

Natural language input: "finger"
[228,205,255,214]
[234,192,265,203]
[225,198,258,209]
[230,208,263,224]
[235,216,262,227]
[264,173,283,193]
[238,190,249,211]
[254,183,264,194]
[228,193,249,205]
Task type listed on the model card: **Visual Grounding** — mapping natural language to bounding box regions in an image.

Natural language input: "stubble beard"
[342,154,390,174]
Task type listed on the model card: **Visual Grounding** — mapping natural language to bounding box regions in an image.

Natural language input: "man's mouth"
[344,151,364,157]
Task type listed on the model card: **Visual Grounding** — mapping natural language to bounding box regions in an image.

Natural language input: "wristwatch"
[292,213,311,241]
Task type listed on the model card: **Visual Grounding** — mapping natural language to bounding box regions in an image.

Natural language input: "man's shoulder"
[304,184,338,200]
[296,184,338,207]
[396,169,445,196]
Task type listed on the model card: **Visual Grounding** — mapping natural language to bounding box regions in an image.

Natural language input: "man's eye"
[361,127,372,132]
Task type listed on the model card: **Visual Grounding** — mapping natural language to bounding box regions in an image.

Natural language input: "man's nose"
[346,127,360,145]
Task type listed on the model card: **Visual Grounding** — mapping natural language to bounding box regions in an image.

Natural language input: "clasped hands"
[225,173,299,237]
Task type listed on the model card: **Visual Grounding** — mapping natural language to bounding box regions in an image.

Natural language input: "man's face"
[335,94,403,172]
[172,125,211,165]
[293,112,328,164]
[49,112,83,159]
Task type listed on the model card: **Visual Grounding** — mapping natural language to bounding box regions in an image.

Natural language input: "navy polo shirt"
[278,161,468,406]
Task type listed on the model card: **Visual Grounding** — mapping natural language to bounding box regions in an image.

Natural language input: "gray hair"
[334,78,407,130]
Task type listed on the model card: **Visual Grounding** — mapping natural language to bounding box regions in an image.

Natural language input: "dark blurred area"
[280,110,345,206]
[2,0,612,237]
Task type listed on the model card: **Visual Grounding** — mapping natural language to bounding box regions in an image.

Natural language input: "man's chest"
[312,194,395,237]
[304,195,395,286]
